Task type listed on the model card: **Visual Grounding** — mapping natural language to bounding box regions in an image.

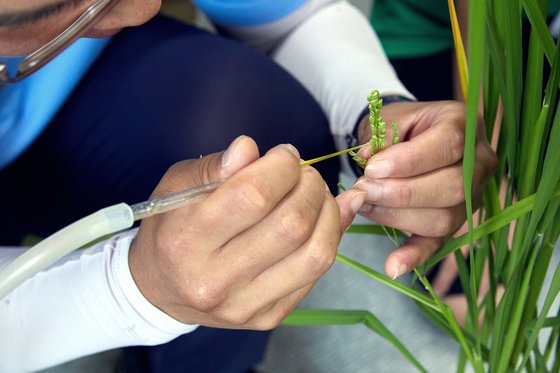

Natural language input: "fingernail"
[222,135,246,168]
[365,159,391,179]
[282,143,300,159]
[350,191,367,214]
[392,263,408,280]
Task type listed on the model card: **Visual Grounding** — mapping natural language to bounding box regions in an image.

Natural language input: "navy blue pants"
[0,16,338,373]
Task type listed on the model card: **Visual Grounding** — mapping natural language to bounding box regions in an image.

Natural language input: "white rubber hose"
[0,203,134,299]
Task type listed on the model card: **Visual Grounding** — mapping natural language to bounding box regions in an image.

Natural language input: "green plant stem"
[335,254,440,312]
[283,309,428,373]
[494,237,539,372]
[516,241,560,371]
[416,270,484,371]
[300,144,367,166]
[422,183,560,270]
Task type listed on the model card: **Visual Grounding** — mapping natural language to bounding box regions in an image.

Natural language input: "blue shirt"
[192,0,305,26]
[0,38,110,170]
[0,0,306,170]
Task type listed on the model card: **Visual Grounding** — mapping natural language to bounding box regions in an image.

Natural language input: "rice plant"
[285,0,560,371]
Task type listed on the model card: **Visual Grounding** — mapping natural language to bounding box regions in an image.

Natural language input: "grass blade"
[421,182,560,270]
[335,254,439,312]
[516,242,560,371]
[448,0,468,100]
[346,224,406,237]
[284,309,428,372]
[522,0,557,64]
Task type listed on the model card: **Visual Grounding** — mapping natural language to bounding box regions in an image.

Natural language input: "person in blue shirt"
[0,0,496,372]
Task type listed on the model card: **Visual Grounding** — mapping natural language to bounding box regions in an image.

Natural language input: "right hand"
[128,135,365,330]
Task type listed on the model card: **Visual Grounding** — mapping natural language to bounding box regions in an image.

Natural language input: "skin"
[0,0,161,56]
[0,0,365,328]
[129,136,363,328]
[1,0,497,327]
[354,101,497,279]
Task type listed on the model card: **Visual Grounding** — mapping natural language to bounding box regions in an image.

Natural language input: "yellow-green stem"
[300,144,368,166]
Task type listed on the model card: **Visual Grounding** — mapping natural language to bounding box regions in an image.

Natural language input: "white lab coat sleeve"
[0,229,197,373]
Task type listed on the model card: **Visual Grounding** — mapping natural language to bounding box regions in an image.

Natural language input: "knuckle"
[303,243,336,275]
[230,178,270,214]
[300,168,326,195]
[183,282,225,312]
[444,127,465,163]
[277,208,315,244]
[164,161,188,180]
[431,209,457,237]
[154,158,212,198]
[448,176,465,205]
[394,183,413,206]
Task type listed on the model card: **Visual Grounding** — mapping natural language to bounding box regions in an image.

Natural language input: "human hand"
[353,101,497,279]
[129,135,365,329]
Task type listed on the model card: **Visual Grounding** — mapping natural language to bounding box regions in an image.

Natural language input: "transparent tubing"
[0,204,134,299]
[0,181,222,299]
[130,181,221,221]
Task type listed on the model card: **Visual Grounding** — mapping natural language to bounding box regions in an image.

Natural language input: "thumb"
[219,135,260,179]
[335,190,367,233]
[150,135,260,197]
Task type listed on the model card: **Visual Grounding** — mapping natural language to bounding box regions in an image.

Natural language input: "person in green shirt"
[371,0,560,101]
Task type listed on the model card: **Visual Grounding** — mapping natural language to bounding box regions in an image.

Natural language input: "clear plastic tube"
[0,181,222,299]
[130,181,222,221]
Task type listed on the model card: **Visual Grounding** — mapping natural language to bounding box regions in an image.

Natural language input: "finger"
[188,143,303,251]
[216,166,328,277]
[335,189,367,233]
[443,295,469,326]
[363,123,465,179]
[385,235,447,279]
[356,146,492,209]
[151,135,260,197]
[220,135,262,179]
[359,204,466,238]
[355,162,465,208]
[219,191,340,315]
[431,255,461,297]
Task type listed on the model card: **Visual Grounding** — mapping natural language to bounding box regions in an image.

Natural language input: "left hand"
[352,100,497,279]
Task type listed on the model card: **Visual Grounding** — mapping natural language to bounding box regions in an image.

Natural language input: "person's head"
[0,0,161,57]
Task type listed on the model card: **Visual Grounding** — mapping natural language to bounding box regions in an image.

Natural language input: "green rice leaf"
[516,246,560,371]
[284,309,428,372]
[335,254,439,312]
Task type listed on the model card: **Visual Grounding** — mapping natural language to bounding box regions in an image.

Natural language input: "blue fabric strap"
[0,37,111,170]
[193,0,306,26]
